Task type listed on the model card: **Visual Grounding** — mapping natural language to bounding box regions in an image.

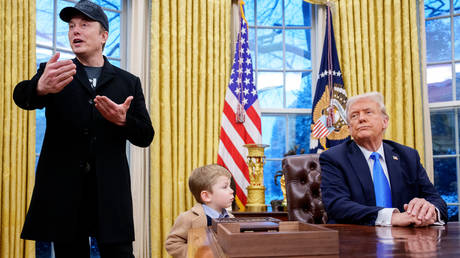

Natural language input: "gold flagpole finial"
[239,0,248,25]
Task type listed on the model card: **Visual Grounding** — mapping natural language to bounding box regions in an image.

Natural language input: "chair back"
[282,154,327,224]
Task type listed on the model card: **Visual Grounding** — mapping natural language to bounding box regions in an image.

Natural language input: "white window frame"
[425,0,460,220]
[248,1,319,162]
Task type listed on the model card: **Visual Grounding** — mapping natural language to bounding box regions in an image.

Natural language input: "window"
[35,0,125,257]
[244,0,314,210]
[425,0,460,221]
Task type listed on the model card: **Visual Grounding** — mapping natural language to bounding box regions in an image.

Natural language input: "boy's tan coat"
[165,204,207,257]
[165,203,233,257]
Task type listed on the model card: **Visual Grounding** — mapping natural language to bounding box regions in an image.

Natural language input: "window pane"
[104,11,121,58]
[109,59,120,68]
[257,29,283,69]
[448,206,459,221]
[457,106,460,145]
[60,51,75,60]
[248,28,256,67]
[263,160,283,211]
[35,48,48,161]
[424,0,450,18]
[36,0,53,46]
[287,114,311,155]
[433,157,458,220]
[244,0,255,26]
[56,0,75,51]
[285,0,311,27]
[36,108,46,154]
[36,47,52,69]
[286,71,312,109]
[456,63,460,100]
[431,109,455,155]
[456,0,460,14]
[455,16,460,60]
[257,0,282,26]
[427,64,452,102]
[36,241,52,258]
[90,237,101,256]
[257,72,283,108]
[262,115,286,158]
[92,0,121,10]
[285,29,311,70]
[426,18,451,62]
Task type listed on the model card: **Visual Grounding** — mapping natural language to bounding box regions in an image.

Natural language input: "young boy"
[165,164,234,258]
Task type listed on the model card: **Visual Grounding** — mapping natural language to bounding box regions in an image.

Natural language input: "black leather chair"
[282,154,327,224]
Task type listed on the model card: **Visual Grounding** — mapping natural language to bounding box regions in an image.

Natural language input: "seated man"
[320,92,447,226]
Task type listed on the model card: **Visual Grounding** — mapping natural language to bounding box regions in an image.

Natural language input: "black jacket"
[13,57,154,243]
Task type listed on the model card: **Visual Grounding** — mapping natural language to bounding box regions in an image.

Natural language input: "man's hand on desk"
[391,198,437,227]
[391,212,420,226]
[404,198,437,227]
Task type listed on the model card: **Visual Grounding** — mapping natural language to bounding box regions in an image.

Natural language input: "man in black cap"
[13,1,154,257]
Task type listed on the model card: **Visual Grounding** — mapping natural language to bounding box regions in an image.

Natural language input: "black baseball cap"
[59,0,109,32]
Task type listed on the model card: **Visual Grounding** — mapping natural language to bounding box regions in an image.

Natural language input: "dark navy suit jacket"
[320,140,447,225]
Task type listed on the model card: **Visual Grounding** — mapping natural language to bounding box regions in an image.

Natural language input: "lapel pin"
[393,155,398,160]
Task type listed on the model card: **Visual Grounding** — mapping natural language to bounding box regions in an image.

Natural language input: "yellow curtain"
[0,0,36,257]
[331,0,425,159]
[149,0,231,257]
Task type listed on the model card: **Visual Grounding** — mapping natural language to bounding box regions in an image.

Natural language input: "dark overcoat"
[13,57,154,243]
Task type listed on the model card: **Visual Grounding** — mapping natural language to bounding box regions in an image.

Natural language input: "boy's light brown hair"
[189,164,232,203]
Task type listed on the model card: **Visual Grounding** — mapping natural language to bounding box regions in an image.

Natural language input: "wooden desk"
[232,211,289,221]
[188,222,460,257]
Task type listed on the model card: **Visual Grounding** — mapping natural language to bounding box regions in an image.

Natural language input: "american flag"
[312,115,334,138]
[217,18,261,210]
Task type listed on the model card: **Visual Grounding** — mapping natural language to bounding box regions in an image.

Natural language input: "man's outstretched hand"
[94,95,133,126]
[37,52,76,96]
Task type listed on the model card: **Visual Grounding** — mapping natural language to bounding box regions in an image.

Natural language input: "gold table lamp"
[244,144,269,212]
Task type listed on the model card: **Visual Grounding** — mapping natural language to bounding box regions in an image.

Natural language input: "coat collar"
[97,56,116,90]
[190,203,207,228]
[73,56,116,94]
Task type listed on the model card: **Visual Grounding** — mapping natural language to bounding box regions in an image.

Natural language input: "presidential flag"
[310,6,349,153]
[217,16,261,211]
